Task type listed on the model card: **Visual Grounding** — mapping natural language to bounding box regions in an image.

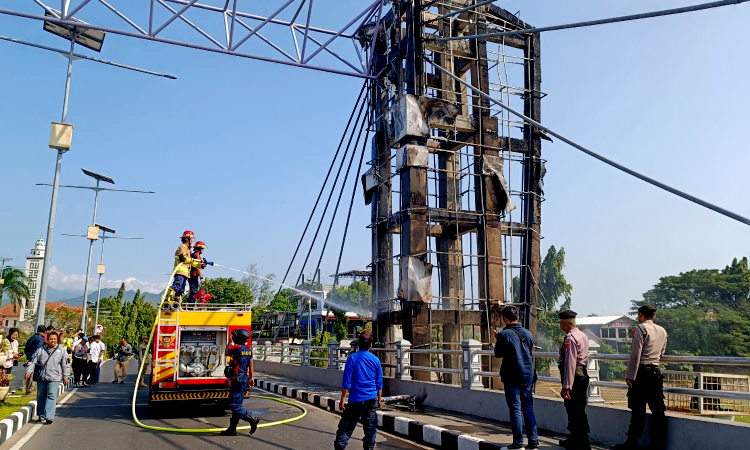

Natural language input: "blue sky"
[1,0,749,316]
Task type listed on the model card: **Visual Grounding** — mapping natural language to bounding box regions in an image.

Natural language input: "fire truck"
[147,303,252,415]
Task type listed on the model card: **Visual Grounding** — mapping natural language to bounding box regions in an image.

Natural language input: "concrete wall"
[255,361,750,449]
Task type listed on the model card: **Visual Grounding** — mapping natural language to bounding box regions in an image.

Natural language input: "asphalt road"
[4,361,426,450]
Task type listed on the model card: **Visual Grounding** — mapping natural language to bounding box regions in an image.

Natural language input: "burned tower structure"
[362,1,543,386]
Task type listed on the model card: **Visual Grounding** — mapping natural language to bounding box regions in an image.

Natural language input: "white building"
[23,235,46,321]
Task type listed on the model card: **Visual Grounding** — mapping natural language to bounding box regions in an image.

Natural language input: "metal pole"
[93,231,107,334]
[308,298,311,340]
[35,36,75,329]
[80,179,100,332]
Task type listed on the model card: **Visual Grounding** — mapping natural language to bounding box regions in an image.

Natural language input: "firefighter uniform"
[188,250,202,304]
[558,310,590,450]
[616,304,669,450]
[222,336,259,436]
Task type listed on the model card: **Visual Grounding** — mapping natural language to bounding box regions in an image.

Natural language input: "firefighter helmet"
[181,230,195,239]
[194,241,206,250]
[231,328,250,345]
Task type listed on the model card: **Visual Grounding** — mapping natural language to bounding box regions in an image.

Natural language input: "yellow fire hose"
[131,263,307,433]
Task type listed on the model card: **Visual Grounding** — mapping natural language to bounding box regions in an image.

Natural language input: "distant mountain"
[52,289,164,307]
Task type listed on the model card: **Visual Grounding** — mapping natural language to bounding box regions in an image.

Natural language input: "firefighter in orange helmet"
[166,230,201,308]
[187,241,212,308]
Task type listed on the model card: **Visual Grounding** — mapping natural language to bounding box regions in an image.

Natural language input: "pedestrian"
[3,328,21,375]
[113,337,133,384]
[23,325,47,394]
[221,328,260,436]
[614,304,669,450]
[71,329,83,349]
[167,230,201,308]
[24,331,70,424]
[493,306,539,449]
[72,336,90,387]
[557,310,591,450]
[44,326,55,344]
[334,330,382,450]
[87,335,105,384]
[136,336,150,388]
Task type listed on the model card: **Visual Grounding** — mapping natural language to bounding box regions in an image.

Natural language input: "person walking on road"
[334,330,383,450]
[493,306,539,449]
[136,336,150,388]
[558,310,591,450]
[221,328,260,436]
[113,338,133,384]
[72,336,90,387]
[614,304,669,450]
[25,332,70,424]
[23,325,47,394]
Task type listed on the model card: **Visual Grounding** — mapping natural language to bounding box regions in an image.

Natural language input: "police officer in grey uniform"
[557,310,591,450]
[615,304,668,450]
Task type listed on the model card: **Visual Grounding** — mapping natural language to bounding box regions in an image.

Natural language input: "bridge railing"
[253,339,750,404]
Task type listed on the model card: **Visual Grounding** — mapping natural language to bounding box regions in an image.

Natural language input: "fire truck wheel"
[148,400,165,418]
[216,399,230,411]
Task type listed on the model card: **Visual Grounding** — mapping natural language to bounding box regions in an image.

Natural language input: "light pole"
[29,7,175,330]
[40,168,154,331]
[63,226,143,334]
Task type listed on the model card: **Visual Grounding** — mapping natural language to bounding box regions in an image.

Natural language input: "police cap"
[558,310,577,320]
[638,304,658,316]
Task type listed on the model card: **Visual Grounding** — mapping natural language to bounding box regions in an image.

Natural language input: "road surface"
[3,361,425,450]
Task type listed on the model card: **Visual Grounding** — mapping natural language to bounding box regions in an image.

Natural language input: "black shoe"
[559,438,573,448]
[505,444,524,450]
[45,419,53,424]
[120,381,124,384]
[526,443,539,449]
[112,380,119,384]
[246,416,259,435]
[220,428,237,436]
[614,441,639,450]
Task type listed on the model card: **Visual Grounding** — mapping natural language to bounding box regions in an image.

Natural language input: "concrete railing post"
[301,340,311,367]
[587,340,604,403]
[328,340,339,369]
[395,340,411,380]
[264,341,272,361]
[461,339,483,389]
[281,342,289,364]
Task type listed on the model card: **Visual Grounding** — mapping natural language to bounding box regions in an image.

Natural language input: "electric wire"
[424,57,750,227]
[130,263,307,433]
[278,82,368,293]
[292,91,370,288]
[431,0,750,41]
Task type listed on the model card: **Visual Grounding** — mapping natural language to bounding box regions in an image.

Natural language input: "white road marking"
[7,387,78,450]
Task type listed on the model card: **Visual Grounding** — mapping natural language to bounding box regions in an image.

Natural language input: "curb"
[0,381,71,446]
[255,378,507,450]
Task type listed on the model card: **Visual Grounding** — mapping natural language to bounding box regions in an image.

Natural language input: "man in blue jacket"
[493,306,539,449]
[335,330,382,450]
[23,325,47,394]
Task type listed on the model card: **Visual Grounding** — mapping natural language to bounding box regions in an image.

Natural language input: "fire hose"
[130,263,307,433]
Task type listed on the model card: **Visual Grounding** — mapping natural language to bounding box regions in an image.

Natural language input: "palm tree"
[0,268,31,313]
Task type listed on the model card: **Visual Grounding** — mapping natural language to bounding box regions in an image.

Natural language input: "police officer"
[558,310,591,450]
[614,304,668,450]
[221,328,260,436]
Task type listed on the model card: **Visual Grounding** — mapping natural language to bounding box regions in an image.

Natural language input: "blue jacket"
[24,333,45,361]
[494,323,535,386]
[342,350,383,403]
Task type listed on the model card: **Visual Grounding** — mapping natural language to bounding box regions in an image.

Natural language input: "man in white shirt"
[71,329,83,349]
[87,335,106,384]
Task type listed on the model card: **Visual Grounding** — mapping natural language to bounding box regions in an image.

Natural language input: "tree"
[631,256,750,358]
[0,268,31,313]
[326,282,373,341]
[203,277,255,304]
[241,264,276,309]
[257,289,297,314]
[598,343,628,380]
[46,306,81,332]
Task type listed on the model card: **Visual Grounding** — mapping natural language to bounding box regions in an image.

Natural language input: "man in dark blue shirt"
[221,328,259,436]
[493,306,539,449]
[23,325,47,394]
[335,330,382,450]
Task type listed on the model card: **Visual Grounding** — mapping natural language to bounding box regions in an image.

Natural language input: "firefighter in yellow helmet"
[166,230,201,309]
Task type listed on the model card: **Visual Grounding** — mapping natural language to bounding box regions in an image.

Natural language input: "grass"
[735,415,750,423]
[0,390,34,421]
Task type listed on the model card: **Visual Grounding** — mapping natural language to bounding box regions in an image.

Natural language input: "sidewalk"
[255,372,608,449]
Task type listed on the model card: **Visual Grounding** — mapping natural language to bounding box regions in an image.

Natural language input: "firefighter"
[614,304,668,450]
[167,230,200,308]
[557,310,591,450]
[221,328,260,436]
[187,241,210,308]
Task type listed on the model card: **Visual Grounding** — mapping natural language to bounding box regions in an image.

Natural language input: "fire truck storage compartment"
[177,327,227,378]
